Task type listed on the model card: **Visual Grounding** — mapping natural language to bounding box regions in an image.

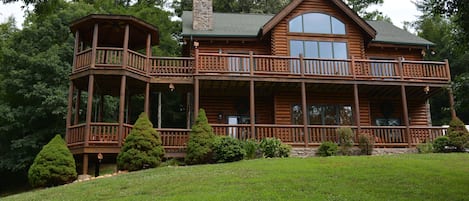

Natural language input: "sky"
[0,0,421,29]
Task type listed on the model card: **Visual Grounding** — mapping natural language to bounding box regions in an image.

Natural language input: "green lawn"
[3,154,469,201]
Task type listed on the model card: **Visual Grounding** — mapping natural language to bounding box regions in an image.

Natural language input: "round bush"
[337,127,354,155]
[117,113,164,171]
[185,109,217,165]
[317,141,338,157]
[28,135,77,188]
[447,118,469,152]
[259,138,291,158]
[243,139,260,159]
[213,136,246,163]
[433,136,450,153]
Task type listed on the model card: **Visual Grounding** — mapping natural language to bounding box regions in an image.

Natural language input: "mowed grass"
[3,154,469,201]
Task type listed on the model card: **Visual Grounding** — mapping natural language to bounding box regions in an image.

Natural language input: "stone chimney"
[193,0,213,31]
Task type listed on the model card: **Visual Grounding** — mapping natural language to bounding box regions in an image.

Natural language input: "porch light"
[169,83,175,91]
[424,86,430,94]
[217,113,223,121]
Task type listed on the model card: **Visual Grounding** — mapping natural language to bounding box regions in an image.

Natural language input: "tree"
[28,135,77,188]
[117,113,165,171]
[343,0,390,21]
[185,109,217,165]
[446,117,469,151]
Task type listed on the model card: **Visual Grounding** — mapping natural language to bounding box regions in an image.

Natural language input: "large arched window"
[289,13,346,34]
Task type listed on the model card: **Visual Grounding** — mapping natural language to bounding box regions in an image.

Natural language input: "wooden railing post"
[85,75,95,146]
[72,30,79,72]
[146,33,152,75]
[118,75,126,146]
[90,24,98,68]
[299,54,305,77]
[351,56,356,79]
[122,24,130,69]
[194,49,199,75]
[398,57,404,80]
[301,82,308,147]
[401,85,411,147]
[250,80,255,139]
[249,51,254,76]
[353,84,361,136]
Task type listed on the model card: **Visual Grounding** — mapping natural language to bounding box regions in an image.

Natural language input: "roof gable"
[260,0,376,38]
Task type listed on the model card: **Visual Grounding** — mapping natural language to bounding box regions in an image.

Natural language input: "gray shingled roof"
[182,11,273,37]
[366,20,433,46]
[182,11,433,46]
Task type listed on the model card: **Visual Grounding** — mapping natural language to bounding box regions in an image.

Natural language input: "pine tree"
[28,135,77,188]
[185,109,217,165]
[117,113,165,171]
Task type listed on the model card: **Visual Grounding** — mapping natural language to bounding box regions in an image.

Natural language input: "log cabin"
[66,0,455,174]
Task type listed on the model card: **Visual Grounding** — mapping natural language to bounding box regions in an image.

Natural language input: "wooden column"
[65,81,74,143]
[448,88,457,119]
[194,78,200,119]
[398,57,404,80]
[146,33,152,75]
[353,84,361,135]
[187,92,192,129]
[301,82,308,147]
[85,75,95,146]
[299,54,305,77]
[401,85,411,147]
[250,80,255,139]
[82,154,88,175]
[158,92,162,129]
[144,82,150,115]
[72,30,79,71]
[90,24,98,68]
[122,24,130,69]
[249,51,254,77]
[118,76,126,146]
[74,90,81,125]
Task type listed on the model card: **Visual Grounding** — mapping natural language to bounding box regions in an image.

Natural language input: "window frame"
[288,12,346,35]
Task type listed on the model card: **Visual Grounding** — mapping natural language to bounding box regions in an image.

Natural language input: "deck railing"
[67,123,448,149]
[72,47,450,82]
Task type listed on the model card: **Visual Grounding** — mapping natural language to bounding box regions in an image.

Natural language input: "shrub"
[28,135,77,188]
[243,139,260,159]
[117,113,165,171]
[317,141,338,157]
[337,127,354,155]
[185,109,217,165]
[259,138,291,158]
[213,136,246,163]
[417,142,434,154]
[447,117,469,152]
[433,136,451,153]
[358,134,374,155]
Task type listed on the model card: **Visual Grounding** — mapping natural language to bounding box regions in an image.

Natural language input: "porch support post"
[158,92,162,129]
[122,24,130,69]
[72,30,79,71]
[74,89,81,125]
[301,82,308,147]
[353,84,361,136]
[448,88,457,119]
[401,85,411,147]
[118,75,126,146]
[90,24,98,68]
[146,33,152,75]
[85,75,94,146]
[187,92,191,129]
[82,154,89,175]
[194,78,200,119]
[144,82,150,115]
[66,81,74,144]
[250,80,255,139]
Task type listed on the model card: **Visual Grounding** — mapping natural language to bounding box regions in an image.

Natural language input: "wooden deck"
[73,47,451,84]
[67,123,447,154]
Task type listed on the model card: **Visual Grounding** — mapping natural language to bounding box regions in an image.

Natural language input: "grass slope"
[3,154,469,201]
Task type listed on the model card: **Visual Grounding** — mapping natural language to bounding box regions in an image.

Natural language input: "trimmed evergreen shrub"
[433,136,451,153]
[28,135,77,188]
[117,113,165,171]
[337,127,354,155]
[243,139,260,159]
[213,136,246,163]
[447,117,469,152]
[358,134,374,155]
[185,109,217,165]
[417,142,434,153]
[317,141,338,157]
[259,138,291,158]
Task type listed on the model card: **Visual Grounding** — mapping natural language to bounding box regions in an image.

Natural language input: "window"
[289,13,346,34]
[290,40,347,59]
[308,105,353,125]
